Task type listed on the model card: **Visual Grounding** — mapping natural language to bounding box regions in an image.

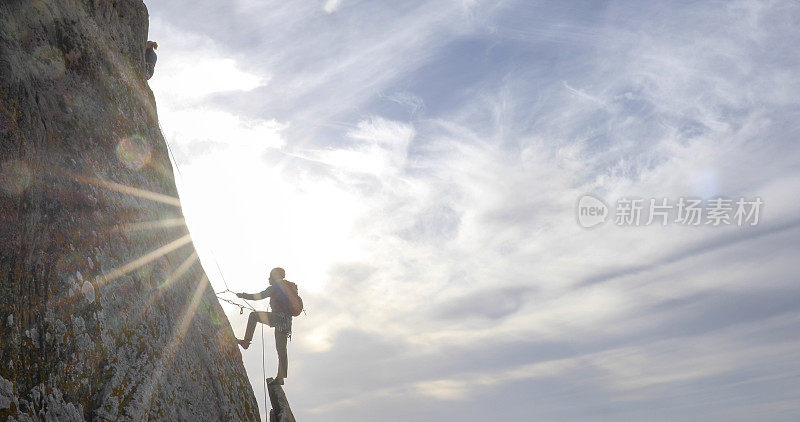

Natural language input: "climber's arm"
[237,286,273,301]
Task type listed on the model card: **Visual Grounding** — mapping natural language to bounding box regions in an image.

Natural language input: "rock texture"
[0,0,260,420]
[266,379,295,422]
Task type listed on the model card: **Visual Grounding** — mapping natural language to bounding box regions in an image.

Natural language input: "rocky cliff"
[0,0,260,420]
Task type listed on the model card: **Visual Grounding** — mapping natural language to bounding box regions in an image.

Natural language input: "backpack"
[273,280,304,317]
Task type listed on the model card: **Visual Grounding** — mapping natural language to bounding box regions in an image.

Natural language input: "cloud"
[323,0,341,14]
[435,286,534,320]
[143,0,800,420]
[147,16,282,168]
[294,116,414,177]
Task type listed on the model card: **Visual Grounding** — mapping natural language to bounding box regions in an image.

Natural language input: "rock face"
[0,1,260,420]
[267,379,295,422]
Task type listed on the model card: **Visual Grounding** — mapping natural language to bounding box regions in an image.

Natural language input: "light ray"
[110,217,186,234]
[134,250,200,323]
[146,155,177,183]
[157,250,199,292]
[172,274,211,354]
[72,173,181,207]
[148,250,199,303]
[95,233,192,288]
[138,273,210,416]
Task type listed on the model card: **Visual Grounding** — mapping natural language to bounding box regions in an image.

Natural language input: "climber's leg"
[275,328,288,380]
[239,311,271,349]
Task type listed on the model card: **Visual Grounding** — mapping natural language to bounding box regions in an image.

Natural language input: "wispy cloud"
[145,0,800,420]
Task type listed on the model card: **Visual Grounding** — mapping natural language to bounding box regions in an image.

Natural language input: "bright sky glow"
[145,1,800,421]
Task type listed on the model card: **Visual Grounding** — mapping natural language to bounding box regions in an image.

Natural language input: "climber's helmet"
[269,267,286,284]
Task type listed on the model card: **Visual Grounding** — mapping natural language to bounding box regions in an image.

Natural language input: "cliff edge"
[0,0,260,420]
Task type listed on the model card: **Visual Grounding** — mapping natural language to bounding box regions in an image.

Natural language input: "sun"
[170,143,365,297]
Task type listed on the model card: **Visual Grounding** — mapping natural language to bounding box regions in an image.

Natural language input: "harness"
[272,311,292,338]
[271,282,294,337]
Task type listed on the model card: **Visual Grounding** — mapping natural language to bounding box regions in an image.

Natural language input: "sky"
[144,1,800,420]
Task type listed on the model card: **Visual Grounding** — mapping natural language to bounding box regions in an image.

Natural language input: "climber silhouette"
[236,267,296,385]
[145,41,158,79]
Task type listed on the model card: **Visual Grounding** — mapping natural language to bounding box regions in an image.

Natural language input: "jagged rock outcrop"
[0,1,260,420]
[266,379,295,422]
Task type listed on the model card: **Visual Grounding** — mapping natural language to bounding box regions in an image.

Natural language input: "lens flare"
[116,135,152,170]
[0,160,31,195]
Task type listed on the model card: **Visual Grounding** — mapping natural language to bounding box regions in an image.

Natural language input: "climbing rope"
[161,124,272,419]
[261,323,268,417]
